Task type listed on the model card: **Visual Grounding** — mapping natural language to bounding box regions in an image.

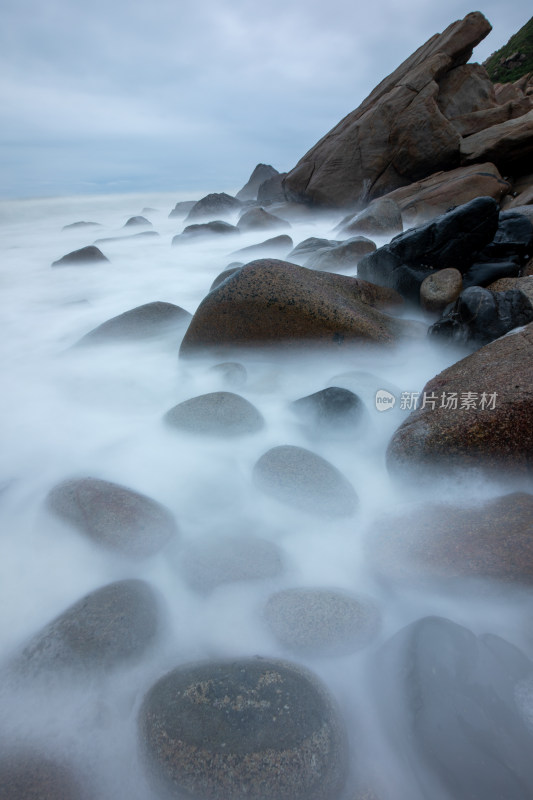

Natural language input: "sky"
[1,0,531,199]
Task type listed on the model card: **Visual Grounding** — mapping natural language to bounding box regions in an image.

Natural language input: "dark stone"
[18,579,159,675]
[51,246,109,267]
[46,477,178,558]
[0,754,84,800]
[168,200,197,219]
[185,193,242,222]
[429,286,533,346]
[462,258,522,288]
[209,265,243,291]
[231,234,293,259]
[237,207,290,232]
[253,445,358,517]
[75,301,192,345]
[288,238,341,264]
[139,657,348,800]
[124,216,151,227]
[257,173,288,205]
[62,221,101,230]
[173,221,240,244]
[373,616,533,799]
[291,387,366,432]
[263,588,380,655]
[208,361,247,388]
[236,164,280,201]
[164,391,264,436]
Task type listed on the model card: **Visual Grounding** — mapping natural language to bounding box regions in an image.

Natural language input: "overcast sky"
[1,0,531,199]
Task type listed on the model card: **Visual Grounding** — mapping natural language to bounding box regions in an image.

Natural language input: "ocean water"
[0,191,531,798]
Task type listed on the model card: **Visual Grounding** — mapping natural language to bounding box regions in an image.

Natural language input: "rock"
[263,588,380,655]
[284,13,492,207]
[75,301,192,345]
[46,476,178,557]
[230,234,293,259]
[237,207,290,232]
[387,322,533,476]
[173,221,240,243]
[288,237,341,264]
[179,259,410,356]
[93,231,160,245]
[357,196,500,302]
[236,164,280,201]
[460,109,533,172]
[168,200,198,218]
[257,173,288,205]
[304,236,376,272]
[420,268,462,312]
[185,192,242,222]
[209,265,243,291]
[337,198,403,238]
[375,162,510,225]
[488,276,533,303]
[253,445,358,517]
[18,580,159,674]
[138,657,348,800]
[51,246,109,267]
[208,361,247,388]
[62,221,101,230]
[372,616,533,799]
[0,754,84,800]
[164,391,264,436]
[502,175,533,208]
[462,259,522,288]
[436,62,497,119]
[429,286,533,346]
[450,97,532,137]
[290,387,366,432]
[124,215,151,227]
[370,492,533,584]
[178,535,283,593]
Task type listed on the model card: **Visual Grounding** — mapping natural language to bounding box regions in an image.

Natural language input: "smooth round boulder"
[75,301,192,345]
[46,477,178,557]
[124,215,151,227]
[0,754,84,800]
[164,391,264,436]
[139,657,348,800]
[237,207,290,232]
[185,192,242,222]
[173,221,240,244]
[291,387,366,432]
[304,236,376,271]
[420,268,463,312]
[263,588,380,655]
[19,579,159,674]
[209,265,242,291]
[253,445,358,517]
[51,246,109,267]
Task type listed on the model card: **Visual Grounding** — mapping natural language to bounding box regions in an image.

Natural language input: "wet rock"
[488,276,533,303]
[420,268,462,312]
[304,236,376,272]
[253,445,358,517]
[179,259,410,356]
[373,616,533,800]
[387,322,533,476]
[46,477,178,557]
[337,198,403,238]
[209,265,243,291]
[75,301,192,345]
[168,200,197,218]
[237,207,290,232]
[0,754,84,800]
[208,361,247,388]
[429,286,533,346]
[173,221,240,243]
[460,109,533,173]
[179,535,283,593]
[291,387,366,432]
[139,657,348,800]
[62,221,101,230]
[185,192,242,222]
[124,215,151,227]
[18,579,159,674]
[370,492,533,584]
[231,234,293,259]
[462,258,522,288]
[263,588,380,655]
[236,164,280,201]
[164,391,264,436]
[288,237,341,264]
[51,246,109,267]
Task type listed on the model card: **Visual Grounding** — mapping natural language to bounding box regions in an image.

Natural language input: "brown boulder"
[337,198,403,238]
[420,268,463,312]
[460,109,533,172]
[487,276,533,304]
[451,97,532,137]
[387,322,533,476]
[502,176,533,208]
[179,259,409,356]
[436,63,497,119]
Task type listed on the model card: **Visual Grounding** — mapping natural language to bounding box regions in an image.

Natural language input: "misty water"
[1,191,532,799]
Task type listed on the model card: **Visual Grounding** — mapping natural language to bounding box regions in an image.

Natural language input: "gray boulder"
[236,164,279,201]
[164,391,264,436]
[75,301,192,345]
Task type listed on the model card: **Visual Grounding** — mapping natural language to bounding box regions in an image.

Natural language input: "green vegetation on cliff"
[484,16,533,83]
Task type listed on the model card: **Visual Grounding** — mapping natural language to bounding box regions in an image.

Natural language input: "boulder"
[436,62,497,120]
[257,173,288,205]
[450,97,532,137]
[179,259,411,356]
[488,275,533,302]
[51,246,109,267]
[75,301,192,345]
[62,221,101,230]
[0,754,84,800]
[429,286,533,346]
[373,616,533,799]
[370,492,533,584]
[139,657,348,800]
[337,198,403,238]
[387,322,533,476]
[208,361,247,388]
[209,265,243,291]
[164,391,264,436]
[168,200,197,219]
[253,445,358,517]
[230,234,293,259]
[502,174,533,208]
[173,221,240,243]
[460,109,533,172]
[304,236,376,272]
[18,580,159,674]
[288,237,341,264]
[420,268,462,312]
[263,588,380,655]
[462,259,522,287]
[284,13,492,207]
[46,476,178,557]
[290,387,366,432]
[185,192,242,222]
[237,207,290,232]
[236,164,279,201]
[124,215,151,227]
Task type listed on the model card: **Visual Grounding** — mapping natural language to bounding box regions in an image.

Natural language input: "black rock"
[75,301,192,345]
[185,192,242,222]
[257,173,288,205]
[291,387,366,432]
[164,391,264,436]
[172,221,240,244]
[124,216,151,227]
[236,164,280,201]
[46,477,178,558]
[462,258,522,288]
[373,616,533,800]
[479,210,533,261]
[168,200,197,219]
[429,286,533,346]
[139,657,348,800]
[51,246,109,267]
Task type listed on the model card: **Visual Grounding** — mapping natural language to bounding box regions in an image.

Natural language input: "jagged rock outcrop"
[236,164,279,201]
